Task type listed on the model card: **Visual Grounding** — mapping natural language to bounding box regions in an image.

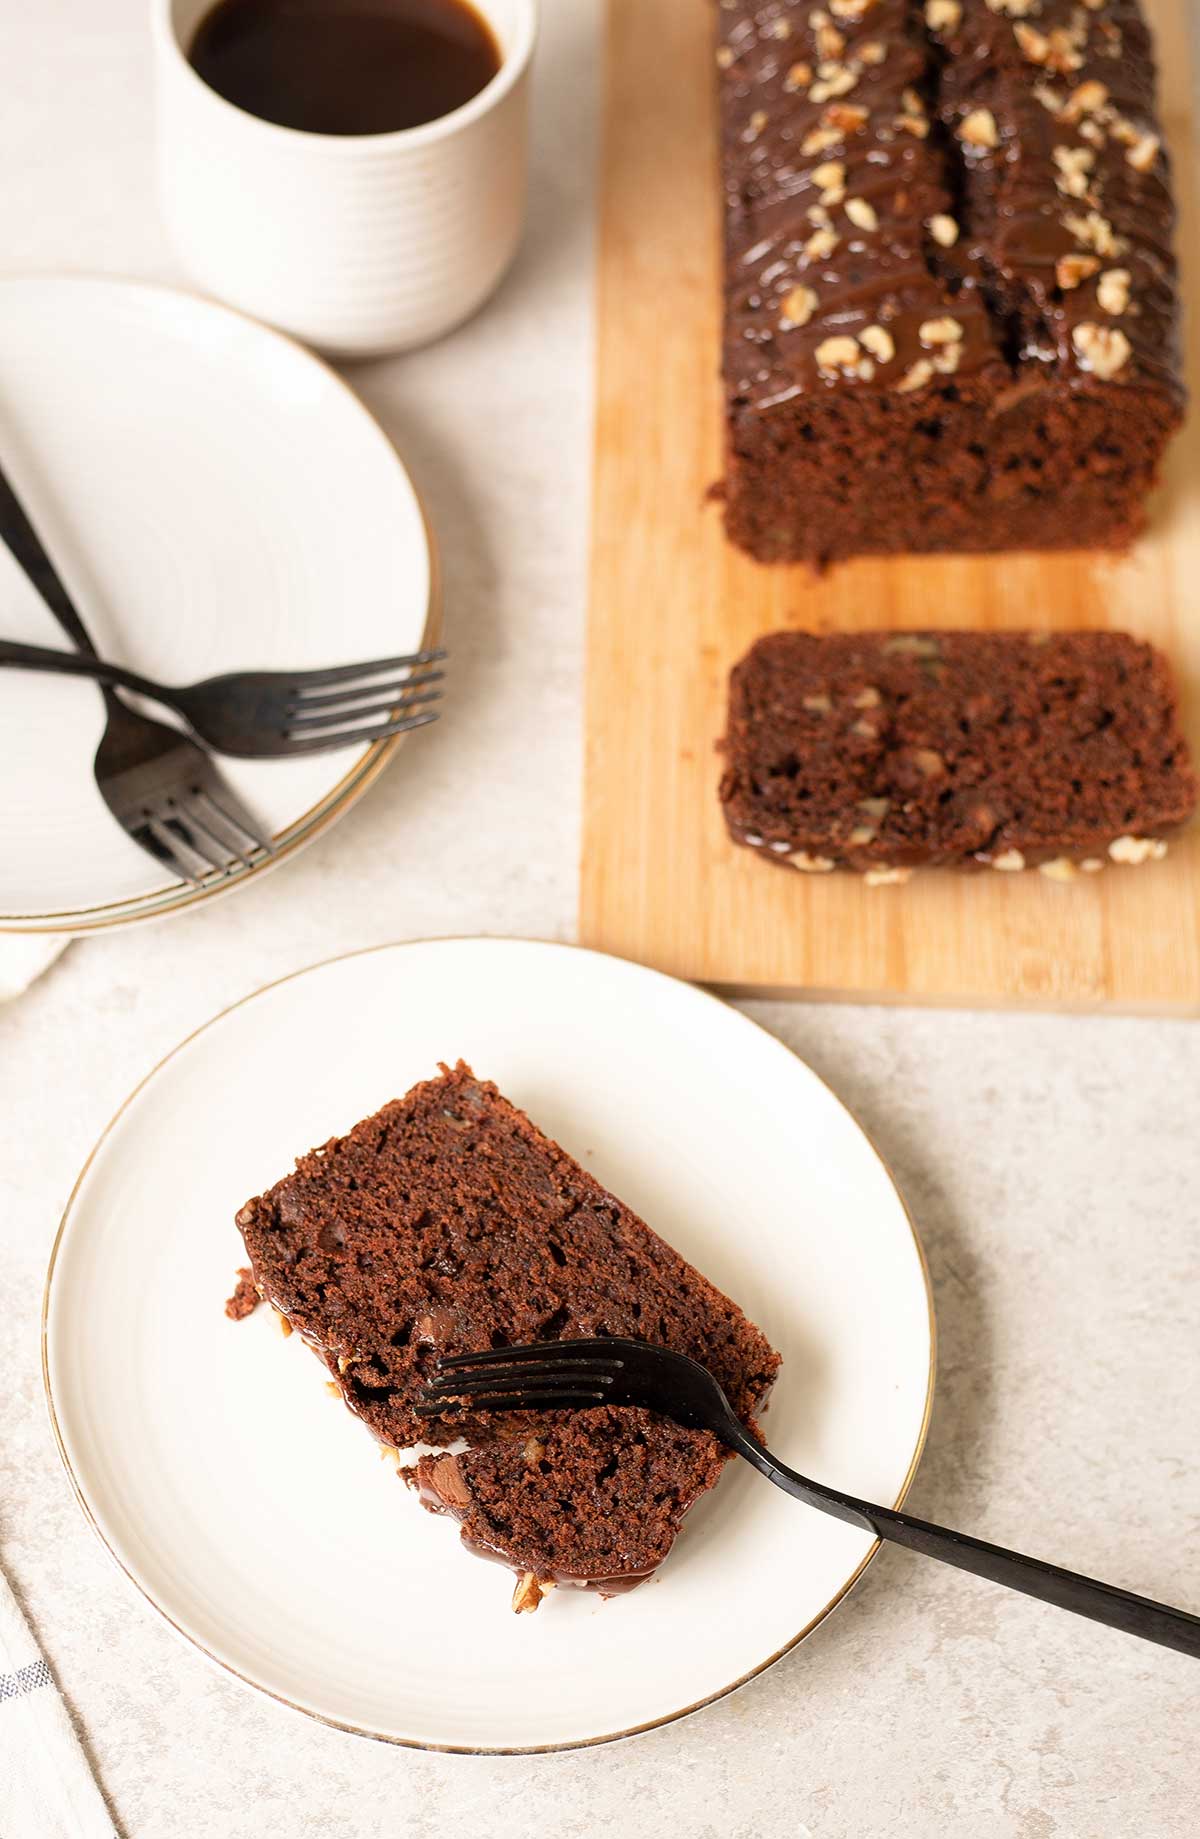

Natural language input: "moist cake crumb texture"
[720,629,1197,876]
[234,1062,780,1603]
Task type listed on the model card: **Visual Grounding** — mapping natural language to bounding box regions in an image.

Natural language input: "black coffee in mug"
[187,0,502,136]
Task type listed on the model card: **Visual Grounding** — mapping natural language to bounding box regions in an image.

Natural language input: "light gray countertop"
[1,3,1197,1833]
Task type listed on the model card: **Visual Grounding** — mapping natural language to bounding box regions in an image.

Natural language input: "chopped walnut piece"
[859,796,891,818]
[1126,132,1160,173]
[990,849,1026,871]
[512,1572,548,1614]
[802,124,844,154]
[859,39,887,62]
[810,63,859,103]
[990,0,1039,12]
[785,60,815,90]
[769,16,792,36]
[807,204,833,227]
[1033,81,1062,114]
[1096,267,1131,316]
[927,213,959,247]
[804,226,840,259]
[824,102,869,134]
[910,748,946,777]
[918,316,964,346]
[853,685,883,707]
[1013,22,1051,61]
[1078,119,1105,147]
[897,358,935,392]
[1063,210,1125,257]
[829,0,876,16]
[802,691,834,712]
[925,0,961,26]
[813,19,845,57]
[1043,27,1084,73]
[816,333,865,375]
[1109,834,1168,864]
[845,197,878,231]
[932,343,961,375]
[1080,859,1104,873]
[859,324,894,363]
[1060,79,1108,123]
[715,45,734,69]
[1039,857,1078,882]
[1053,145,1095,198]
[958,108,999,150]
[894,111,930,138]
[812,159,847,203]
[864,866,913,886]
[1072,322,1132,379]
[1056,252,1100,289]
[789,850,837,872]
[780,284,819,327]
[847,824,877,846]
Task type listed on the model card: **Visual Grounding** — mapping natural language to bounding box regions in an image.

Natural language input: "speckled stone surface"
[0,3,1197,1835]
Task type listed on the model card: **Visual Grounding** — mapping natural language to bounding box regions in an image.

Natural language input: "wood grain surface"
[580,0,1200,1008]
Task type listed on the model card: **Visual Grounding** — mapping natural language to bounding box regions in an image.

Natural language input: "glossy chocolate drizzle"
[717,0,1181,410]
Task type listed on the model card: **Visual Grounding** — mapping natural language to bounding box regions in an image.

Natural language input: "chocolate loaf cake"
[719,629,1196,877]
[717,0,1182,565]
[234,1063,779,1608]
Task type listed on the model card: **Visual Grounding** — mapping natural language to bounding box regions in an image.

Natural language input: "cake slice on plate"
[232,1062,779,1610]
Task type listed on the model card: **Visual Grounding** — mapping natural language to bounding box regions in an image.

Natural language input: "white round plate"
[0,276,436,932]
[44,940,933,1752]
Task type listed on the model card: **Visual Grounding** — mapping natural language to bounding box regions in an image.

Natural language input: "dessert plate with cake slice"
[43,938,933,1752]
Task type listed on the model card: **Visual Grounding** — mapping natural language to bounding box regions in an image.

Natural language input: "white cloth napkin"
[0,1567,116,1839]
[0,937,68,1001]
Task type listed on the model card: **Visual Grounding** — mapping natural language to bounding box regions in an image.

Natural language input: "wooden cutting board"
[580,0,1200,1009]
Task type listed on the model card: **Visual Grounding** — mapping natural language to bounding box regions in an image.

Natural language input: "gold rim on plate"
[0,273,442,936]
[42,936,937,1754]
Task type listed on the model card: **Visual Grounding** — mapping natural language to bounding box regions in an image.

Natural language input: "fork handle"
[732,1429,1200,1659]
[0,459,101,657]
[0,639,164,701]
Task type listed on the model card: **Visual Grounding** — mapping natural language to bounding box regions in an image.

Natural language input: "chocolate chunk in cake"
[234,1063,779,1605]
[719,629,1196,877]
[716,0,1182,564]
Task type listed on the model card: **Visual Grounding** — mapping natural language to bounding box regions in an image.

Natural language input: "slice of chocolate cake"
[233,1063,780,1608]
[720,630,1196,879]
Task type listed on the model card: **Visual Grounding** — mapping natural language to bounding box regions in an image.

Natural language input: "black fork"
[416,1337,1200,1660]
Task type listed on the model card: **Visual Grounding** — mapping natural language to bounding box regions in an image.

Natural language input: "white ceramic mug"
[151,0,537,356]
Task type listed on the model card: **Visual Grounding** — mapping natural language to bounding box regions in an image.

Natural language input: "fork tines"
[284,649,446,749]
[413,1341,625,1419]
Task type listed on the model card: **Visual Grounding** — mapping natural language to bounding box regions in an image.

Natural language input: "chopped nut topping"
[1096,267,1131,315]
[769,16,792,36]
[987,0,1039,13]
[918,316,964,346]
[824,101,869,133]
[894,111,930,138]
[958,108,999,150]
[991,849,1026,871]
[925,0,961,26]
[814,19,845,57]
[884,635,942,657]
[802,124,844,154]
[512,1572,547,1614]
[847,825,878,846]
[523,1436,547,1464]
[780,284,819,327]
[1013,22,1051,60]
[748,109,769,137]
[784,60,815,90]
[845,197,878,231]
[932,343,961,375]
[812,158,847,203]
[897,358,935,392]
[1080,858,1104,873]
[326,1381,342,1398]
[927,213,959,247]
[1109,834,1168,864]
[859,796,891,818]
[1063,210,1125,257]
[859,39,887,62]
[804,227,840,259]
[1042,26,1085,73]
[789,850,837,872]
[864,866,913,886]
[802,691,833,712]
[1039,857,1078,882]
[274,1310,292,1338]
[859,325,894,363]
[1072,321,1132,378]
[1060,79,1108,123]
[807,204,833,227]
[850,717,879,737]
[810,63,859,102]
[1053,144,1095,198]
[1032,80,1062,114]
[716,45,734,68]
[1126,131,1160,173]
[1056,252,1100,289]
[816,333,866,374]
[852,684,883,706]
[829,0,876,16]
[1078,119,1104,146]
